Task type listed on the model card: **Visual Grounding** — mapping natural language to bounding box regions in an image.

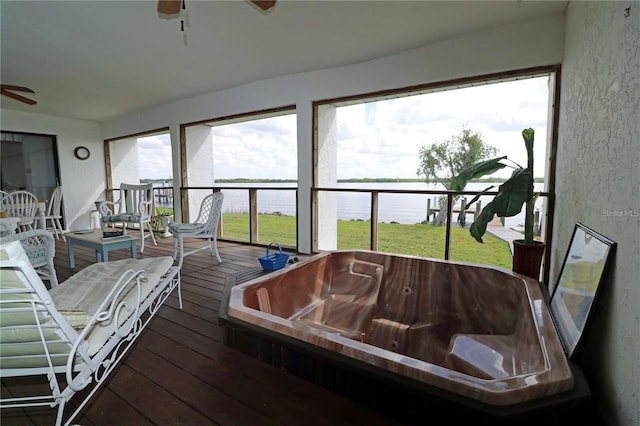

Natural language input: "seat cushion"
[169,222,204,234]
[0,240,30,263]
[1,241,71,369]
[49,256,174,355]
[101,213,147,223]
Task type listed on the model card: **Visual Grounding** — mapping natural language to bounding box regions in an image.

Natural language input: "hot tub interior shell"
[226,250,576,413]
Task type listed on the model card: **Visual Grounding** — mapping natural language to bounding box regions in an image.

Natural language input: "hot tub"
[226,250,574,408]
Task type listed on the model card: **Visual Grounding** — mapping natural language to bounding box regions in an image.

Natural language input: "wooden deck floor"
[2,233,606,425]
[2,234,407,425]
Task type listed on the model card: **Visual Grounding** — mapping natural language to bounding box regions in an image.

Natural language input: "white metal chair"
[0,229,59,287]
[44,186,66,240]
[99,183,157,252]
[169,192,224,268]
[1,190,39,232]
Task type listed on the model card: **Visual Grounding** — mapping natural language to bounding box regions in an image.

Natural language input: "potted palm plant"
[451,128,545,280]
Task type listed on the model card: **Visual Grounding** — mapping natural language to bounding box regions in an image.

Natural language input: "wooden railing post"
[370,192,379,251]
[249,188,258,243]
[444,193,453,260]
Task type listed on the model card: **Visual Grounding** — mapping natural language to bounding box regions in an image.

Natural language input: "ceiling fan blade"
[157,0,182,16]
[251,1,276,11]
[0,84,35,94]
[1,88,37,105]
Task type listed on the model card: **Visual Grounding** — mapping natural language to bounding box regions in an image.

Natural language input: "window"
[314,68,558,270]
[1,132,60,201]
[183,109,298,247]
[103,129,173,239]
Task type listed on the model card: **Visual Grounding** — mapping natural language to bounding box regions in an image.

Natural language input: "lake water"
[206,181,546,231]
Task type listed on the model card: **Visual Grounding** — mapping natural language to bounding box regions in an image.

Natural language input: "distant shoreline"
[143,177,545,184]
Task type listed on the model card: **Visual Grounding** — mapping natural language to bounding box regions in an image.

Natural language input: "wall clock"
[74,146,90,160]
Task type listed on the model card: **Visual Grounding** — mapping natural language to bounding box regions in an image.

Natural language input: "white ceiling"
[1,1,567,123]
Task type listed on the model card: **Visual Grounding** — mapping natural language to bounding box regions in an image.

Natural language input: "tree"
[417,127,497,225]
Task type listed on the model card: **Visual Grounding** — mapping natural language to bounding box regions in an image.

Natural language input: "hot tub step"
[442,334,517,379]
[366,318,410,353]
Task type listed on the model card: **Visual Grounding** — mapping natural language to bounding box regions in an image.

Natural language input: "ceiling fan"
[157,0,276,15]
[0,85,37,105]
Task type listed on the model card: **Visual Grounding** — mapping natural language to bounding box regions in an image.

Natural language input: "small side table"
[66,230,137,268]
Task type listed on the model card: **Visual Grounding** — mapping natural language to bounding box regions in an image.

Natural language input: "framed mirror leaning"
[549,223,616,359]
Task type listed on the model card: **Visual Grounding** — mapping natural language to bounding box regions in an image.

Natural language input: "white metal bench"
[0,237,182,425]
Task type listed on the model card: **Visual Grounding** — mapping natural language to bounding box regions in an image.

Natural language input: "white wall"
[554,3,639,426]
[101,13,565,253]
[0,109,104,231]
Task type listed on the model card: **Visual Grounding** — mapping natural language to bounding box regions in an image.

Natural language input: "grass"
[222,213,512,269]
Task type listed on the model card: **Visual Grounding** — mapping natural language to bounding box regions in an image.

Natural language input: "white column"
[185,125,214,221]
[316,104,338,251]
[169,124,183,222]
[109,137,140,188]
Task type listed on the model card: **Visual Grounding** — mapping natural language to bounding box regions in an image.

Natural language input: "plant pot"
[512,239,546,282]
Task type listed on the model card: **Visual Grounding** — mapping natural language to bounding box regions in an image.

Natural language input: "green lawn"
[221,213,512,269]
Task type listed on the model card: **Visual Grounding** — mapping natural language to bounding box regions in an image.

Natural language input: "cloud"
[211,114,297,179]
[335,76,550,179]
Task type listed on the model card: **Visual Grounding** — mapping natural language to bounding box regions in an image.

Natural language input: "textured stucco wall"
[555,3,639,425]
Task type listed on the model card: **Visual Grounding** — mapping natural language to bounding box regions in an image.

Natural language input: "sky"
[137,76,550,181]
